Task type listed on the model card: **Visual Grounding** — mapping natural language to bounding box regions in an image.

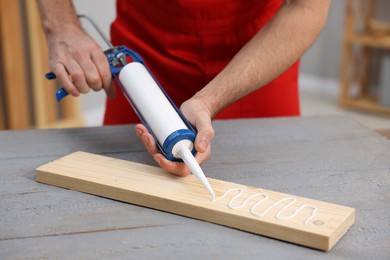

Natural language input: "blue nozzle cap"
[162,129,196,161]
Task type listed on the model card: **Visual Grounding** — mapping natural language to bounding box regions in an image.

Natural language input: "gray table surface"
[1,116,389,259]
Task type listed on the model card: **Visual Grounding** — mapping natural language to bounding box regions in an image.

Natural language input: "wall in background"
[299,1,345,80]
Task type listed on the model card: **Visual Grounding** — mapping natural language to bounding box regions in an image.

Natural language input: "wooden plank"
[339,0,355,107]
[40,116,84,129]
[23,1,83,129]
[375,129,390,140]
[24,0,57,128]
[0,103,4,129]
[60,96,83,127]
[344,96,390,115]
[0,73,5,129]
[0,0,30,129]
[0,1,4,129]
[36,151,355,251]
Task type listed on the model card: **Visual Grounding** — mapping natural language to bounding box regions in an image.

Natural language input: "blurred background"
[1,0,389,131]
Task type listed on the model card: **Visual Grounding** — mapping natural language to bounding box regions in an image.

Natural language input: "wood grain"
[376,129,390,140]
[339,0,390,115]
[25,0,57,128]
[0,0,30,129]
[36,151,355,251]
[24,1,83,129]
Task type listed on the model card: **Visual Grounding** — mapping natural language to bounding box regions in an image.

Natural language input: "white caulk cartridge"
[118,54,215,200]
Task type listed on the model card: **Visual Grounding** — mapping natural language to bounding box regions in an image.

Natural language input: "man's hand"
[37,0,115,99]
[135,97,214,177]
[47,25,115,99]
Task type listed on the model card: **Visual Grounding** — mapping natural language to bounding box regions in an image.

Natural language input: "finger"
[73,49,103,92]
[105,80,116,100]
[136,124,191,176]
[194,117,214,153]
[154,154,190,177]
[194,142,211,166]
[81,61,102,92]
[66,59,90,94]
[135,124,144,139]
[52,63,80,97]
[140,131,160,156]
[135,124,149,139]
[92,49,116,99]
[135,124,159,155]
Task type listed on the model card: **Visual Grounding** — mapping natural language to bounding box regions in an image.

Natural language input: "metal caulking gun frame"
[45,15,215,199]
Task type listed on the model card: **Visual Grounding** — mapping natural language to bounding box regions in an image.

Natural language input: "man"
[37,0,331,176]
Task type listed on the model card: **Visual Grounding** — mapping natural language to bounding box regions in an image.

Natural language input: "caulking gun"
[45,15,215,199]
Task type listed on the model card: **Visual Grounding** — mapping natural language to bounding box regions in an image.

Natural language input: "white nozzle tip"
[178,146,215,200]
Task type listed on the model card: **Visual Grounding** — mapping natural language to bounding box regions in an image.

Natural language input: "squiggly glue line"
[212,188,318,225]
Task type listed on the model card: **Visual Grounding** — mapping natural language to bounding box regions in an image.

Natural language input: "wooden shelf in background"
[375,129,390,140]
[350,33,390,49]
[0,1,84,130]
[0,0,30,129]
[339,0,390,117]
[341,95,390,115]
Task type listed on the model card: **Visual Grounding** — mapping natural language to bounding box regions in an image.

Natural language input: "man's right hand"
[37,0,115,99]
[47,24,115,99]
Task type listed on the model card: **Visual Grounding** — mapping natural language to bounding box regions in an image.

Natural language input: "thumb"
[104,81,116,99]
[194,116,214,153]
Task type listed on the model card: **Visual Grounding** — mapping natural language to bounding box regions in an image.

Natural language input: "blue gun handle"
[45,72,69,102]
[55,88,69,102]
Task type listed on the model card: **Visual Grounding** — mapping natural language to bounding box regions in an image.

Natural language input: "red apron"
[104,0,300,125]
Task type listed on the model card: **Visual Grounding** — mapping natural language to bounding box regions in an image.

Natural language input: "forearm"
[36,0,80,37]
[193,0,331,117]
